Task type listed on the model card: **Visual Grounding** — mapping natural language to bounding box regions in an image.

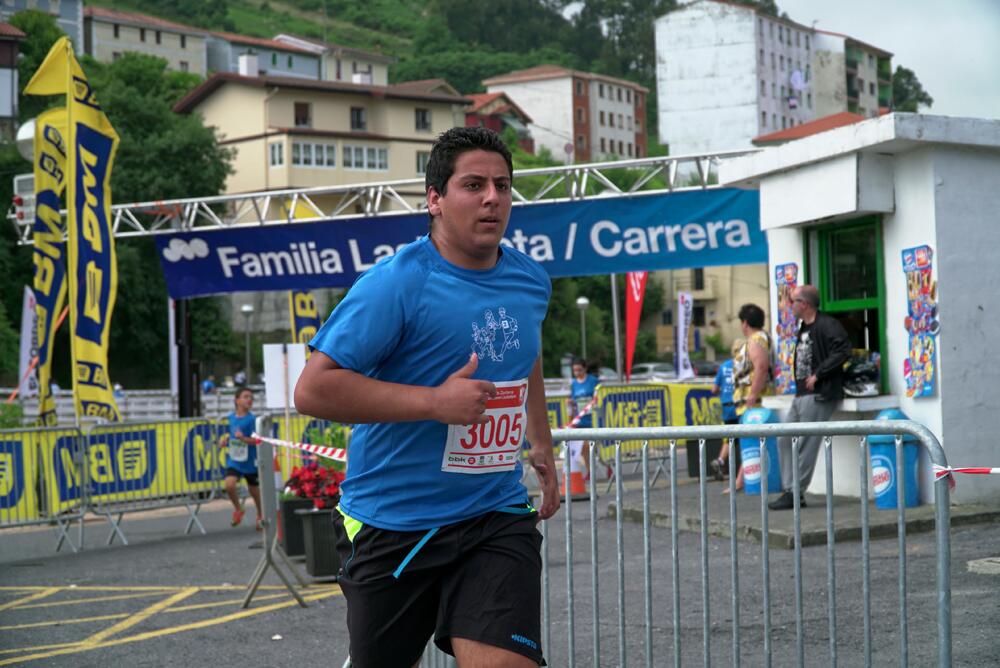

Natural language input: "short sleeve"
[309,265,410,373]
[714,366,725,386]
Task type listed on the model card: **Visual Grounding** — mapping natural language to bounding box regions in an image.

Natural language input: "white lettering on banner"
[442,378,528,474]
[590,219,752,259]
[217,243,345,278]
[349,238,407,271]
[564,222,577,260]
[500,229,555,262]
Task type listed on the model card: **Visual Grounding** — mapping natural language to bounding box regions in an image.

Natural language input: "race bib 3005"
[442,379,528,474]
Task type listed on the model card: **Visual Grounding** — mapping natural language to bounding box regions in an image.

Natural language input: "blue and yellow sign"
[0,436,39,522]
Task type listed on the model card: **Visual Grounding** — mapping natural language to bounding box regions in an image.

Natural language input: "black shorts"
[224,468,259,486]
[333,506,545,667]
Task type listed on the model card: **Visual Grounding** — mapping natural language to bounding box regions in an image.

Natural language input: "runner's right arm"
[295,349,496,425]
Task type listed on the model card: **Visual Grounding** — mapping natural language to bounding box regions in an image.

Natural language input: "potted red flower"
[281,460,345,578]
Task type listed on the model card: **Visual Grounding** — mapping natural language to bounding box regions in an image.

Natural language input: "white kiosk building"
[720,113,1000,505]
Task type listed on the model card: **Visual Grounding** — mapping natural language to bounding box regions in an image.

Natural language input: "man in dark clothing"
[769,284,852,510]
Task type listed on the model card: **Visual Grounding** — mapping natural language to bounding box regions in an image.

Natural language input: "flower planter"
[279,497,314,557]
[296,507,341,578]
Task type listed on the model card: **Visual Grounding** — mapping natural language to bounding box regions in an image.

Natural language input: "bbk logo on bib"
[871,455,894,497]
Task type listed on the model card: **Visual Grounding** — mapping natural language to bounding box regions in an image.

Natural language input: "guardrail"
[545,421,951,667]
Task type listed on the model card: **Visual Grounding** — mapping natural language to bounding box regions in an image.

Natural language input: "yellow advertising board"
[0,430,49,522]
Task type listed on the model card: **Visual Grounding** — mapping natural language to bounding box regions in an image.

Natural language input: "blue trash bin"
[739,408,783,496]
[868,408,920,509]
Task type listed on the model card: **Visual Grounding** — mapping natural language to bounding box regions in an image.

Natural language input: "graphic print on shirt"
[471,307,520,362]
[795,331,814,381]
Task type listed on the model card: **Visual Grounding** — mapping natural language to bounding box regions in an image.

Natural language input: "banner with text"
[31,107,68,425]
[25,37,121,422]
[156,189,763,298]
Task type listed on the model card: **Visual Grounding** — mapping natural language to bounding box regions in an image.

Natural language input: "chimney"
[238,52,259,77]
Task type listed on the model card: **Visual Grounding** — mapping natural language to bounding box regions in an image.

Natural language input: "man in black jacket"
[769,284,852,510]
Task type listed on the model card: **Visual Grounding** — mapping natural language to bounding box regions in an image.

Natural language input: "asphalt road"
[1,495,998,667]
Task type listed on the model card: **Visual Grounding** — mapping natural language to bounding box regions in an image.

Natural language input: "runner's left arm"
[525,356,559,520]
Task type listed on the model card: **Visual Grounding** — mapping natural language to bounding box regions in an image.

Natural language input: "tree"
[9,10,65,123]
[892,66,933,112]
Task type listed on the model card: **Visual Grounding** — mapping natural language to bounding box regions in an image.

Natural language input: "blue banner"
[156,189,763,298]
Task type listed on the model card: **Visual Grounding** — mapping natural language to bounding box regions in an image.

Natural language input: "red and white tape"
[562,396,598,429]
[252,432,347,463]
[933,464,1000,481]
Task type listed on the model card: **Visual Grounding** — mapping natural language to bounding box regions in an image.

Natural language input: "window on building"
[780,55,785,71]
[287,55,293,68]
[294,102,311,128]
[636,93,642,108]
[772,82,776,98]
[771,52,776,69]
[693,305,706,327]
[627,116,633,131]
[627,142,632,157]
[781,85,786,98]
[179,61,189,72]
[617,88,622,102]
[636,117,642,132]
[778,26,783,41]
[805,35,810,50]
[350,107,366,131]
[112,52,121,61]
[796,32,800,47]
[759,48,764,63]
[772,113,777,127]
[761,110,767,127]
[302,143,314,166]
[760,80,765,96]
[759,18,763,35]
[140,28,146,42]
[576,80,583,95]
[156,30,161,45]
[599,83,604,98]
[181,34,186,49]
[693,268,705,290]
[600,137,606,152]
[113,24,119,38]
[576,135,585,152]
[869,82,875,95]
[599,110,605,126]
[626,89,631,103]
[576,107,584,123]
[868,54,874,67]
[804,217,887,392]
[269,142,284,167]
[272,53,278,66]
[415,108,431,132]
[782,116,787,129]
[617,140,623,154]
[769,23,774,38]
[807,92,812,108]
[416,151,431,175]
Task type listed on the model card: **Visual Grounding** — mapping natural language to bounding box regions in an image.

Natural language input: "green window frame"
[803,216,889,393]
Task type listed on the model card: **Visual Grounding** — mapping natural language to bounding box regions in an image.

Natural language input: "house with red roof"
[464,92,534,154]
[752,111,867,147]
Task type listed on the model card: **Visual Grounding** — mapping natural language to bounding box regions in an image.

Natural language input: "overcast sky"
[776,0,1000,119]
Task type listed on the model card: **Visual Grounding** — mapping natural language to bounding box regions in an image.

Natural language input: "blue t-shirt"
[714,360,736,421]
[570,374,599,428]
[309,236,552,531]
[225,412,258,474]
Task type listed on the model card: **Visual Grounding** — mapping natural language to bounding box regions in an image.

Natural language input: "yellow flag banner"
[25,37,121,422]
[32,107,68,426]
[284,199,322,349]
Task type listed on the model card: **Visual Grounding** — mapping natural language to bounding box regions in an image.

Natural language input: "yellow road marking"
[80,588,198,646]
[0,589,341,666]
[165,591,292,612]
[0,586,177,592]
[0,589,59,613]
[0,641,80,656]
[0,613,128,632]
[16,591,173,610]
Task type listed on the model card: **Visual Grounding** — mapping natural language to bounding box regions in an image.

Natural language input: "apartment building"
[272,34,394,86]
[813,30,892,118]
[482,64,647,164]
[654,0,892,155]
[84,6,208,75]
[0,0,82,52]
[206,32,320,80]
[172,68,468,201]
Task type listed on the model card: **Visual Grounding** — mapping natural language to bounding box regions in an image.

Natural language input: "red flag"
[624,271,648,381]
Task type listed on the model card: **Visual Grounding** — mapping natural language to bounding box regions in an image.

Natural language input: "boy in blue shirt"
[221,387,261,529]
[568,357,599,479]
[710,354,742,489]
[295,127,557,667]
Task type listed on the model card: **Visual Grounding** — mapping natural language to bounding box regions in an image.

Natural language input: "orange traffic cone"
[561,442,589,501]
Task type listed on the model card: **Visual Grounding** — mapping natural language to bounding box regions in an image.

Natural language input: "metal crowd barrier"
[545,420,951,667]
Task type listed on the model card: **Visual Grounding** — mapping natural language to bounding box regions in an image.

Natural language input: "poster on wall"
[773,263,798,395]
[902,245,938,398]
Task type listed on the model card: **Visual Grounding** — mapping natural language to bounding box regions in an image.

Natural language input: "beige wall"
[88,20,207,76]
[323,54,388,86]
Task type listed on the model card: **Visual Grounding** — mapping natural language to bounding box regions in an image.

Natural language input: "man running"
[295,126,558,667]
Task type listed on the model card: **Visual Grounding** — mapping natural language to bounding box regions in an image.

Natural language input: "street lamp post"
[575,296,590,359]
[241,303,254,383]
